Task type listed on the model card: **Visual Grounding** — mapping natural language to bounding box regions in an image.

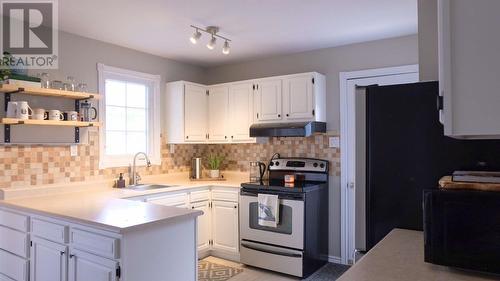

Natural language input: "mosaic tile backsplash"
[0,132,339,189]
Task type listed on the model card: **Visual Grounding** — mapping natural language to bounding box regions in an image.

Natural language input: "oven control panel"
[268,158,328,173]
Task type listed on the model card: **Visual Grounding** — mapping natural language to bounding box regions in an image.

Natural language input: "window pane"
[127,83,147,108]
[106,106,126,131]
[105,80,126,106]
[126,108,147,131]
[127,132,147,154]
[106,131,126,155]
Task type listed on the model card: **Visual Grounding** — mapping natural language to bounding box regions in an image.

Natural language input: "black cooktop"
[241,179,326,193]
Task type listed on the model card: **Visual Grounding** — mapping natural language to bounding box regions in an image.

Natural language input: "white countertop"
[338,229,498,281]
[0,172,247,233]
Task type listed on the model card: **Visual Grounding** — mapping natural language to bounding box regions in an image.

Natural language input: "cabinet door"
[283,75,314,120]
[30,237,67,281]
[68,249,118,281]
[208,86,229,142]
[255,80,282,122]
[184,84,208,142]
[191,201,211,252]
[212,201,239,253]
[228,83,254,141]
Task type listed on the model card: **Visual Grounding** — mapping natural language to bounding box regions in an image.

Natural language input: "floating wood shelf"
[0,84,100,100]
[0,118,100,127]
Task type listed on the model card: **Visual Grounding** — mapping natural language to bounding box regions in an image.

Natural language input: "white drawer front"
[71,229,119,259]
[31,218,67,244]
[0,209,29,232]
[0,226,29,258]
[0,249,28,281]
[190,190,210,202]
[212,190,238,202]
[147,193,188,207]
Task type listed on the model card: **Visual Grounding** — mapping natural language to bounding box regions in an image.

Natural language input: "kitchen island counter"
[339,229,498,281]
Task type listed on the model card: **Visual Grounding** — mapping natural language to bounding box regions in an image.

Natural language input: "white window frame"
[97,63,161,169]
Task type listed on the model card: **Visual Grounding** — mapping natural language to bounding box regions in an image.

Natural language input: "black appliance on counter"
[239,158,329,278]
[361,81,500,273]
[424,189,500,275]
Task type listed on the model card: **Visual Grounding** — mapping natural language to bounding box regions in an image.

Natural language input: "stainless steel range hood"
[249,121,326,137]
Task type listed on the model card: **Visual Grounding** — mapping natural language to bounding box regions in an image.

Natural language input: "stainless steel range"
[239,157,329,278]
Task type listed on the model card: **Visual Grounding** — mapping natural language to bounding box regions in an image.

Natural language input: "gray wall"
[20,31,207,144]
[205,34,419,132]
[205,35,418,259]
[34,31,207,93]
[418,0,438,81]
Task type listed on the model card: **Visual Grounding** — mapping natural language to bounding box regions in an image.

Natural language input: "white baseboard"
[321,255,343,264]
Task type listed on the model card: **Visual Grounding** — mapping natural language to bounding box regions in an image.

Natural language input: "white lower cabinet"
[146,192,189,208]
[191,200,211,253]
[30,237,67,281]
[212,201,239,254]
[68,249,118,281]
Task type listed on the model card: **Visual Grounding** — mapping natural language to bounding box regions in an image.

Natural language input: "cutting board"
[439,176,500,192]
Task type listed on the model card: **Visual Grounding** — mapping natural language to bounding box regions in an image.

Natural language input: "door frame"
[339,64,419,264]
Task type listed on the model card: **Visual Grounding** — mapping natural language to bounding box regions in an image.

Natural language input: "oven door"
[240,191,304,250]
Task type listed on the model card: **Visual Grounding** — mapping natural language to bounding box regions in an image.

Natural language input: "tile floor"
[202,256,349,281]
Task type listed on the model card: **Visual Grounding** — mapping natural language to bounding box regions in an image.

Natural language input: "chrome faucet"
[130,152,152,186]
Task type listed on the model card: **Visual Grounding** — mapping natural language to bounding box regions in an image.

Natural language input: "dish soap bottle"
[116,173,126,188]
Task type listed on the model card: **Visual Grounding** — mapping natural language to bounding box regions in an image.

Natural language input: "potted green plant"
[207,154,224,178]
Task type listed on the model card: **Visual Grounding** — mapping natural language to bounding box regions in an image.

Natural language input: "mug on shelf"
[63,111,78,121]
[16,101,33,120]
[6,101,18,118]
[32,108,48,120]
[48,110,64,121]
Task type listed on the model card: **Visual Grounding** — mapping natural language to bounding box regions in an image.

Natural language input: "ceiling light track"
[189,25,231,55]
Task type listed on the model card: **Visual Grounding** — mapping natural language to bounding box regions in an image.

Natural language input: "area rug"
[198,260,243,281]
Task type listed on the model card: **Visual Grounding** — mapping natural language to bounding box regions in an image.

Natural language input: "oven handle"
[241,242,302,258]
[240,191,304,200]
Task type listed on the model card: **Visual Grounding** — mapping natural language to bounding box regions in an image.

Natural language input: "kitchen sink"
[125,184,176,191]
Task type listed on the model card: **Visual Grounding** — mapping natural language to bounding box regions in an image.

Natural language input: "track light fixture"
[189,25,231,54]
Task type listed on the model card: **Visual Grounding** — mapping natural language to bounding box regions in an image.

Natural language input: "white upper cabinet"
[164,72,326,143]
[254,79,282,122]
[283,75,314,120]
[184,84,208,142]
[439,0,500,138]
[228,83,255,142]
[208,86,229,142]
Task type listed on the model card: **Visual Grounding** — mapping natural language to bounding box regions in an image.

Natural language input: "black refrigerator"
[363,81,500,251]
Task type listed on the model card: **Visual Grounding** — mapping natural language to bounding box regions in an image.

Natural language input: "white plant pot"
[209,170,220,178]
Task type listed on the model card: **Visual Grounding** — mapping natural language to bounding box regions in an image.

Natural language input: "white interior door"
[283,75,314,120]
[255,80,282,122]
[208,86,229,142]
[184,84,208,142]
[229,83,254,141]
[340,65,419,265]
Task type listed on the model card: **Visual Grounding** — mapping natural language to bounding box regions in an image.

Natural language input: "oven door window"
[248,202,292,234]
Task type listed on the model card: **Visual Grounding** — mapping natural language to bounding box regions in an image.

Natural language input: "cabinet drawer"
[0,209,29,232]
[70,229,120,259]
[31,218,68,244]
[0,249,28,281]
[212,189,238,202]
[0,226,29,258]
[190,190,210,202]
[147,193,188,207]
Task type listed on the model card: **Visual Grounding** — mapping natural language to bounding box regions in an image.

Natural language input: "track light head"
[222,40,230,55]
[207,36,216,50]
[190,29,201,44]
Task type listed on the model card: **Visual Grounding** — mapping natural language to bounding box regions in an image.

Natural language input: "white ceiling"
[59,0,417,67]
